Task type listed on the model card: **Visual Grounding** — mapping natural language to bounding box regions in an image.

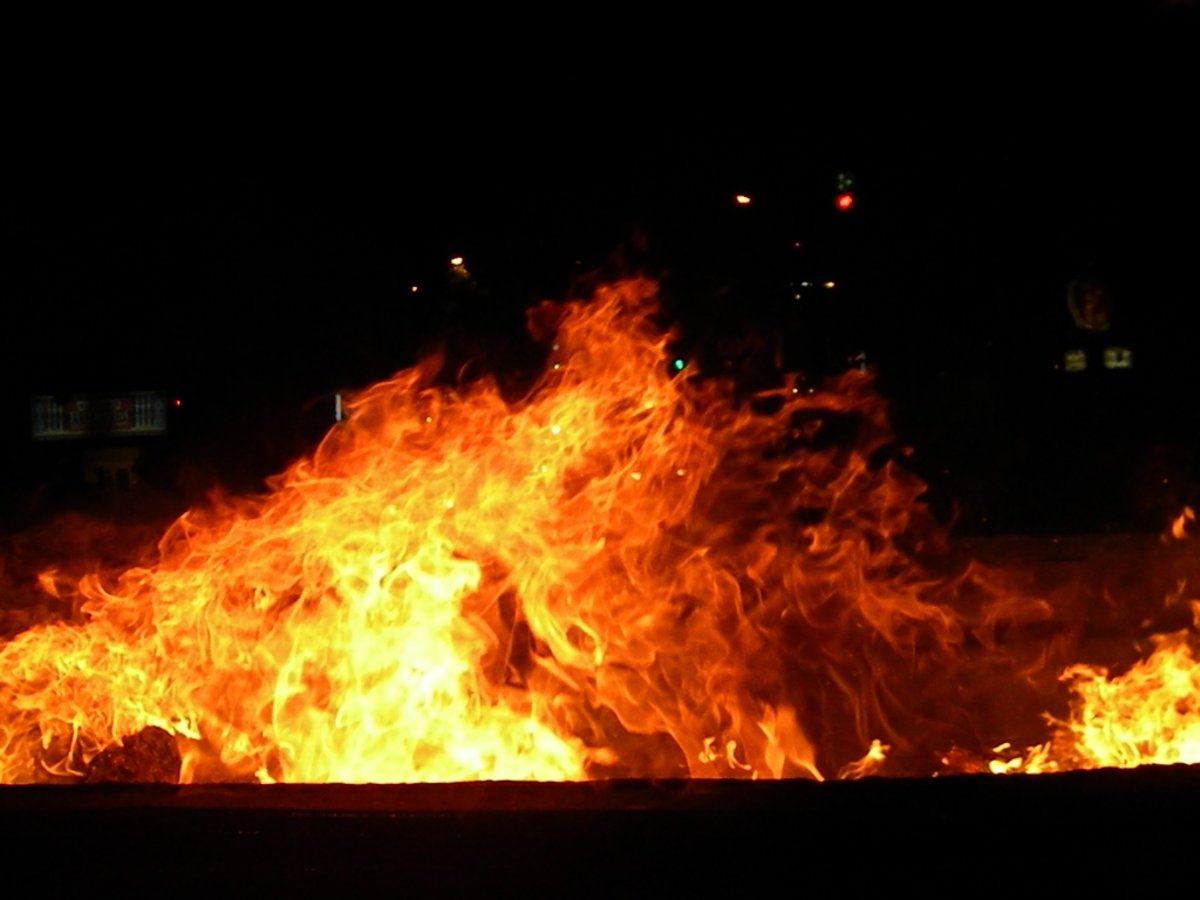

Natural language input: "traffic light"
[834,170,855,212]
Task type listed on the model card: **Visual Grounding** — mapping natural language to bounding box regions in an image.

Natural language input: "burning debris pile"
[1,278,1197,784]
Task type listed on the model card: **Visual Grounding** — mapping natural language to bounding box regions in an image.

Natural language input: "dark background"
[3,5,1198,535]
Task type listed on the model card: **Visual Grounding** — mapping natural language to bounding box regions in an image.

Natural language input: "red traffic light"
[835,191,855,211]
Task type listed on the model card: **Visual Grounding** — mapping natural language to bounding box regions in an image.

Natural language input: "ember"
[1,278,1197,784]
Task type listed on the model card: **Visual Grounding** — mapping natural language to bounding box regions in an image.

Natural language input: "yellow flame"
[3,277,1197,785]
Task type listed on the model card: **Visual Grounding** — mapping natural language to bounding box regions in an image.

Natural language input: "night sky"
[4,6,1198,531]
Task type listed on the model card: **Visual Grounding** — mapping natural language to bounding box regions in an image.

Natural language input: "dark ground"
[4,771,1199,895]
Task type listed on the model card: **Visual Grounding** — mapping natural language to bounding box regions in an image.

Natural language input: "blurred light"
[172,398,183,409]
[448,256,472,280]
[824,281,836,289]
[734,194,752,205]
[1104,346,1133,369]
[835,192,855,211]
[672,358,686,372]
[410,285,419,293]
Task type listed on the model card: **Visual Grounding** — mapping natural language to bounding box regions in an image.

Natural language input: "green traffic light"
[672,358,686,372]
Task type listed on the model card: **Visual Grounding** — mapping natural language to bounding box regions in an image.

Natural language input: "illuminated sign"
[1103,347,1133,369]
[31,392,168,440]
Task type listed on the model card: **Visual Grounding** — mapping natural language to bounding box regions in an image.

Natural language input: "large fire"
[1,278,1197,784]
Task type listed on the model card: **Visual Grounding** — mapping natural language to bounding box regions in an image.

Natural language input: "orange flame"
[1,277,1195,784]
[997,609,1200,774]
[1171,506,1195,540]
[1055,631,1200,768]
